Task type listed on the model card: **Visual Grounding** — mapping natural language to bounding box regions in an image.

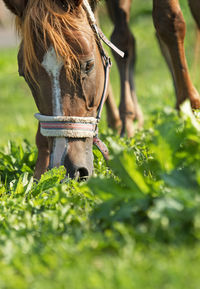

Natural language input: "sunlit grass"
[0,1,200,288]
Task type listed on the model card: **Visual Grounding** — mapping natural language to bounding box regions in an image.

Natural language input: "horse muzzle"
[35,113,108,180]
[48,136,93,180]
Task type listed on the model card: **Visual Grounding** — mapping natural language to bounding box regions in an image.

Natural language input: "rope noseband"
[35,113,109,160]
[35,114,97,138]
[34,0,124,161]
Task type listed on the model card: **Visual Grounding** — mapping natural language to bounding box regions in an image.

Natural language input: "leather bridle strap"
[96,56,111,121]
[83,0,125,58]
[96,27,125,58]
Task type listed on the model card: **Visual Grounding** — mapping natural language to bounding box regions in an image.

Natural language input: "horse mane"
[16,0,92,84]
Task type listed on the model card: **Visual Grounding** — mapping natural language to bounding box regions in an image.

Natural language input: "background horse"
[2,0,200,180]
[104,0,200,137]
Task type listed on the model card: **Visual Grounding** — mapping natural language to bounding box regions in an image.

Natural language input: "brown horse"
[3,0,111,179]
[105,0,200,137]
[2,0,200,180]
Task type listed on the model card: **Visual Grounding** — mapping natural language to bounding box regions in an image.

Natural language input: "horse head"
[4,0,107,179]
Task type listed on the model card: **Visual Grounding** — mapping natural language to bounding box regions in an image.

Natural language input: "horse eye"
[85,60,95,74]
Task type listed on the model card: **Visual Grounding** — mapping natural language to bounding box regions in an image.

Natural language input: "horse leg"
[34,124,50,180]
[129,50,144,129]
[153,0,200,109]
[106,0,139,137]
[156,33,179,98]
[188,0,200,29]
[105,84,122,132]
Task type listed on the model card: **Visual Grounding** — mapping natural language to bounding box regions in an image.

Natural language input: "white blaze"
[42,46,68,168]
[50,138,68,168]
[42,46,63,115]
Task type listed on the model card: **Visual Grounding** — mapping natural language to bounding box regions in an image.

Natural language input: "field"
[0,0,200,288]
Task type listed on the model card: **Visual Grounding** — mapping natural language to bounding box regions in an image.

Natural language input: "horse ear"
[2,0,28,17]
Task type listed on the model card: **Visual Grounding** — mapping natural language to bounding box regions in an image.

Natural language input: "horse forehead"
[42,46,63,76]
[72,31,94,57]
[41,33,94,70]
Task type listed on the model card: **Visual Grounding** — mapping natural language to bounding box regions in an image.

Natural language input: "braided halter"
[34,0,124,161]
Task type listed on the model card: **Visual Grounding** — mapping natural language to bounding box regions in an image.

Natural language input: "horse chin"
[49,137,94,181]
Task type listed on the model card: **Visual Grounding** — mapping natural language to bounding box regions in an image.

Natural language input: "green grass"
[1,0,200,288]
[0,49,37,145]
[1,111,200,289]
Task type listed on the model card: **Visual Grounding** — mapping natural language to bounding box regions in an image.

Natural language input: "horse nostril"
[75,167,89,181]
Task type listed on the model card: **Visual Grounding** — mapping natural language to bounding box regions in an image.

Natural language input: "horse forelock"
[16,0,93,84]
